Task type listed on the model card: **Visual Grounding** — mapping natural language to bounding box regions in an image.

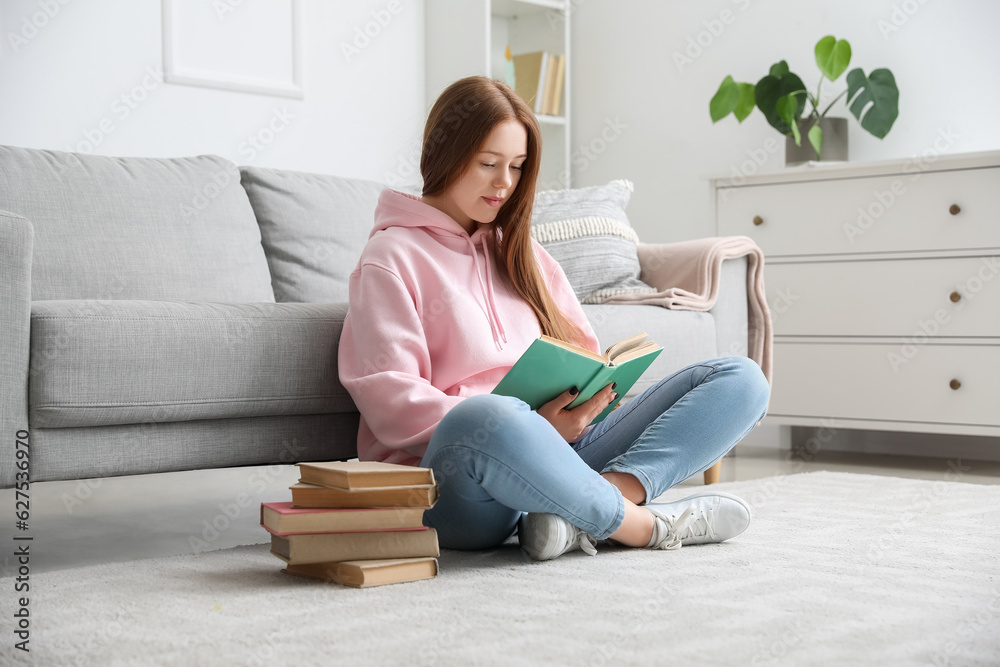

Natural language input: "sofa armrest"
[0,210,33,488]
[637,241,750,359]
[710,256,749,358]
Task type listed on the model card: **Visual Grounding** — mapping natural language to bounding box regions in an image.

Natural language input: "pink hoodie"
[338,188,601,466]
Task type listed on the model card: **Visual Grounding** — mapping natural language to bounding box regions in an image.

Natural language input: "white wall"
[571,0,1000,243]
[0,0,426,183]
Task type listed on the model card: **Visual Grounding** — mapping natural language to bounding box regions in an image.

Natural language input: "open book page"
[604,333,651,362]
[611,341,662,365]
[539,335,607,363]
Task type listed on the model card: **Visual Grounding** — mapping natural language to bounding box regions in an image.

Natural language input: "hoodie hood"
[371,189,508,350]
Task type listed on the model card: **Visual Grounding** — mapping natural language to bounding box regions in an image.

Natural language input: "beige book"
[260,502,426,535]
[290,482,439,509]
[296,460,434,490]
[512,51,546,112]
[270,527,440,565]
[550,54,567,116]
[282,557,439,588]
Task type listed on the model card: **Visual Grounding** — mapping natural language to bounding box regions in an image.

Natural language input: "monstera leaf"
[755,61,807,135]
[846,68,899,139]
[814,36,851,81]
[710,76,756,123]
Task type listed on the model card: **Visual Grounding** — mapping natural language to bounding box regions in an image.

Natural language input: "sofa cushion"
[532,179,656,304]
[583,303,717,397]
[240,166,385,303]
[28,300,355,429]
[0,145,274,302]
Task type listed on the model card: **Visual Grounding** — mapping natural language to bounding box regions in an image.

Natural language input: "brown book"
[296,461,434,490]
[290,482,439,509]
[512,51,546,113]
[260,502,426,536]
[270,527,440,565]
[282,557,439,588]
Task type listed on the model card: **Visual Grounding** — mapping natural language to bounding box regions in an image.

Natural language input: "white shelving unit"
[425,0,570,190]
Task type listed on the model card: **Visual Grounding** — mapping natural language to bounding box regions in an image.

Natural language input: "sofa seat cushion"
[583,304,718,397]
[0,145,274,302]
[240,166,386,303]
[29,300,354,429]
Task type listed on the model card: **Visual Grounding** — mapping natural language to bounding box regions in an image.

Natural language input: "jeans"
[419,356,770,550]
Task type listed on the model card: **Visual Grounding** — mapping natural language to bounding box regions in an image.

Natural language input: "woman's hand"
[536,383,618,443]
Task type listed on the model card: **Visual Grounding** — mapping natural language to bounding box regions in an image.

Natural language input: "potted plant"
[709,36,899,165]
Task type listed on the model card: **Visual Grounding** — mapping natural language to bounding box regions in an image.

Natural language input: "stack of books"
[512,50,566,116]
[262,461,440,588]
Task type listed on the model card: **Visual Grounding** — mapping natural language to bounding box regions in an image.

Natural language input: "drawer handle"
[949,204,961,215]
[950,379,962,390]
[949,291,962,303]
[752,215,763,226]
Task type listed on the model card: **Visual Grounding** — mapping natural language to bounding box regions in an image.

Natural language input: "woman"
[338,76,770,560]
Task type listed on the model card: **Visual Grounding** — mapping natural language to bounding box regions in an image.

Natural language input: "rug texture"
[2,471,998,667]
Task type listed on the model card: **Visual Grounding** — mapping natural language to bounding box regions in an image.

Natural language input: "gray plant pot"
[785,117,849,166]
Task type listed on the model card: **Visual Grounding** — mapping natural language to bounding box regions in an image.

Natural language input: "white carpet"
[3,471,999,667]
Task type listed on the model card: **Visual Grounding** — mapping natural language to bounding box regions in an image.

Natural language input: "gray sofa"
[0,144,749,488]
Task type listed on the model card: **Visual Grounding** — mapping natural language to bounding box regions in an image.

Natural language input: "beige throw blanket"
[601,236,773,383]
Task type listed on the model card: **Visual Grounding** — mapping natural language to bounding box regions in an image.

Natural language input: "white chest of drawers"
[710,150,1000,440]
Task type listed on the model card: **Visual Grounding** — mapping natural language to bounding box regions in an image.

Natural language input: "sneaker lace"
[655,507,717,550]
[574,530,598,556]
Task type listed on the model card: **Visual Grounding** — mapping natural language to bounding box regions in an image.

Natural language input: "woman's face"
[440,120,527,231]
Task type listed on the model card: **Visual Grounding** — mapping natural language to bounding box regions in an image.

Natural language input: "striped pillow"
[531,179,656,304]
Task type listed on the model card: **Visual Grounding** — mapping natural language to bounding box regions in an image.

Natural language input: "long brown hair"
[421,76,588,347]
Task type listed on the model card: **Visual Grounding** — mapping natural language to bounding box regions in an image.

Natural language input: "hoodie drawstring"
[465,234,507,351]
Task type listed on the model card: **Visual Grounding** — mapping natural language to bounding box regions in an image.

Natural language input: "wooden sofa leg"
[703,461,721,485]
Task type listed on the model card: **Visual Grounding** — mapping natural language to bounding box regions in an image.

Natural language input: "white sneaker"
[645,490,752,550]
[518,512,598,561]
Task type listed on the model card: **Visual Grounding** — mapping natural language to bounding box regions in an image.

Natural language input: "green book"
[492,333,664,425]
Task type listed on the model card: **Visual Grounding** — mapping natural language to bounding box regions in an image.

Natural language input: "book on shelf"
[549,54,566,116]
[491,333,663,425]
[541,52,559,115]
[512,50,565,116]
[289,481,439,509]
[270,527,440,565]
[282,557,439,588]
[296,460,434,490]
[260,502,426,536]
[512,50,546,114]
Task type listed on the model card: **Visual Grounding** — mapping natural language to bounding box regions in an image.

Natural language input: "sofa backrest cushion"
[0,145,275,302]
[239,166,384,303]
